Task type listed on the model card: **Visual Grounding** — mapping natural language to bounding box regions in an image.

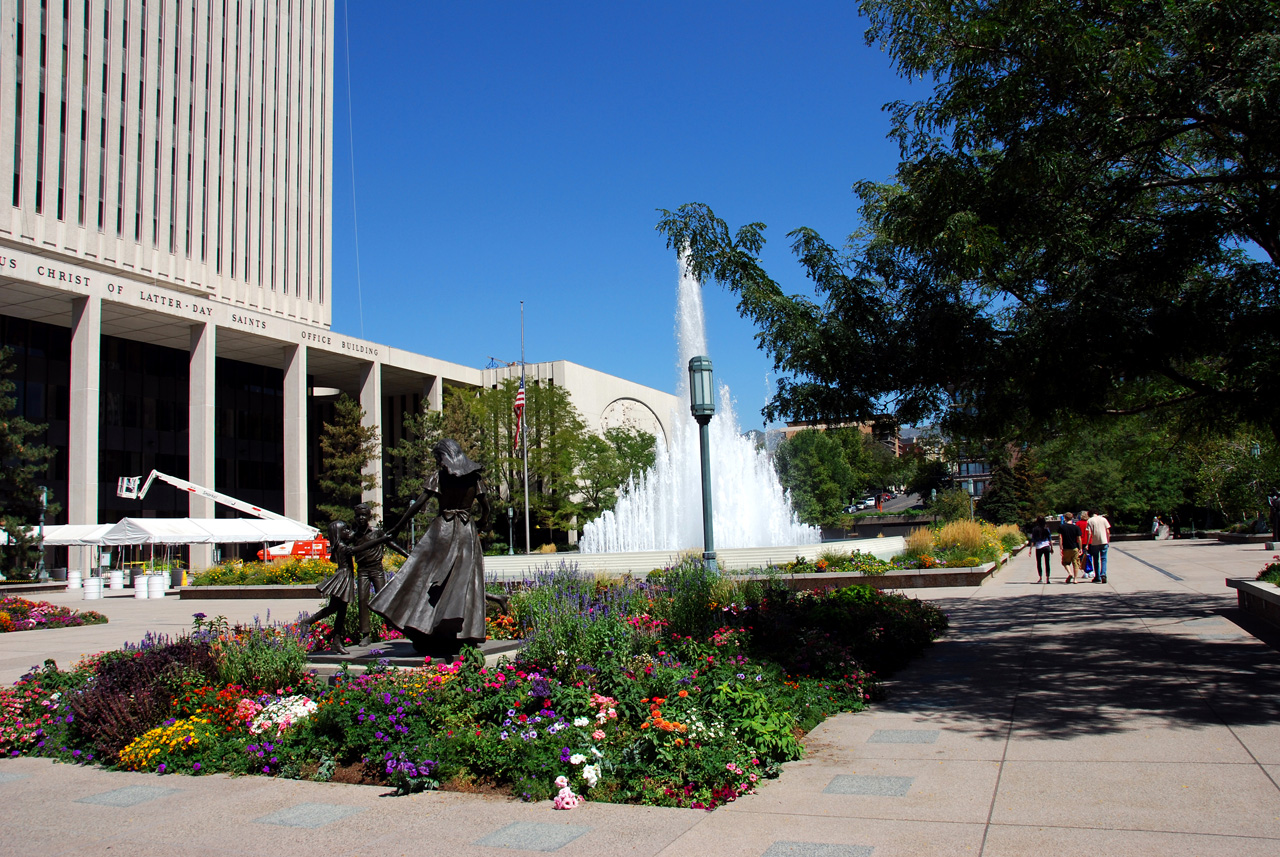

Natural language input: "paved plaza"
[3,538,1280,856]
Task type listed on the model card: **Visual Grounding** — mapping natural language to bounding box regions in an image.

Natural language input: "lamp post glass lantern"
[688,356,717,570]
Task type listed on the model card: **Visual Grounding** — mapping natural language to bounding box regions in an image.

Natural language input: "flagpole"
[521,302,531,554]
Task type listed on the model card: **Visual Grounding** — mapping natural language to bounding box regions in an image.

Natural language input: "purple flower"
[157,763,167,773]
[193,762,201,771]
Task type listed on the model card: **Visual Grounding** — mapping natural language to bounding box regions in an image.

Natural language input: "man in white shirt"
[1087,510,1112,584]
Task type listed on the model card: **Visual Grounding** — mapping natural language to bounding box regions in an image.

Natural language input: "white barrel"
[147,574,166,598]
[66,569,83,590]
[133,582,150,599]
[82,577,103,600]
[107,570,125,590]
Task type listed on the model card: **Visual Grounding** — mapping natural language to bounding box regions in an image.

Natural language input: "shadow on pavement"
[876,589,1280,738]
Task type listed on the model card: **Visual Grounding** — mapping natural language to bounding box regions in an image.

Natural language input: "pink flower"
[592,730,605,741]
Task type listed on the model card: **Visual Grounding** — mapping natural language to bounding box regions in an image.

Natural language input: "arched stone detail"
[599,397,668,448]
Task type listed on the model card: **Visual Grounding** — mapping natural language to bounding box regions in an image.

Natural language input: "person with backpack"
[1058,512,1082,583]
[1028,516,1054,583]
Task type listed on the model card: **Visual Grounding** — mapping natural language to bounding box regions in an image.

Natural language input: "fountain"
[580,256,819,553]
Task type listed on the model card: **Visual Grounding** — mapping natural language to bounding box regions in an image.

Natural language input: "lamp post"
[507,506,515,556]
[688,356,717,570]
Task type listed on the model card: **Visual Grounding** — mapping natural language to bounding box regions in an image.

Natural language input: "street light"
[507,506,515,556]
[688,356,717,570]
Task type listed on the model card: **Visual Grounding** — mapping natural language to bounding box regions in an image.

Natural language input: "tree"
[657,0,1280,443]
[0,347,58,574]
[774,429,858,528]
[976,450,1046,525]
[1035,415,1198,529]
[573,427,657,519]
[314,394,380,527]
[383,386,483,534]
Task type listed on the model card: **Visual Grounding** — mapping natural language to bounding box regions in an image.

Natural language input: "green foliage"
[575,427,657,518]
[1257,558,1280,586]
[187,557,336,586]
[314,394,380,527]
[1035,415,1199,529]
[0,347,58,575]
[976,450,1046,525]
[213,626,310,692]
[774,429,857,527]
[657,0,1280,444]
[930,488,973,523]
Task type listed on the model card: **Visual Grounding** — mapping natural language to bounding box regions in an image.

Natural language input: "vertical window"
[136,0,148,242]
[282,0,291,294]
[318,0,326,305]
[56,0,69,220]
[13,0,25,207]
[116,2,127,234]
[77,0,88,224]
[35,0,48,213]
[97,4,107,228]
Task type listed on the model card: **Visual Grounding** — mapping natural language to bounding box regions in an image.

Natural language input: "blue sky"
[329,1,920,430]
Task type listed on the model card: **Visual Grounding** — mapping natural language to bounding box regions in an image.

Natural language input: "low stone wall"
[181,556,1003,600]
[1216,532,1273,544]
[1226,578,1280,629]
[181,585,321,600]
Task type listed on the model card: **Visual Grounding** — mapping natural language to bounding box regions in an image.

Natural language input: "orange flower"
[640,722,650,729]
[677,690,688,697]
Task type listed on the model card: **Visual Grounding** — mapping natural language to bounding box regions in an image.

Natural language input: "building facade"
[0,1,678,572]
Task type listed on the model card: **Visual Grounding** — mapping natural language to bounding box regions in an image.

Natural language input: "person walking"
[1029,516,1054,583]
[1087,509,1112,583]
[1076,509,1093,579]
[1058,511,1082,583]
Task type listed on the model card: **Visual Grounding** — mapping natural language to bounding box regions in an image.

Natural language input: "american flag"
[513,378,526,452]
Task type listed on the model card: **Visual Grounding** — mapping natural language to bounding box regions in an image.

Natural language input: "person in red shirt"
[1075,510,1093,578]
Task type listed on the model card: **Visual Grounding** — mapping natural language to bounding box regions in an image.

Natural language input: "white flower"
[590,745,603,758]
[582,764,600,788]
[569,753,586,765]
[573,716,590,727]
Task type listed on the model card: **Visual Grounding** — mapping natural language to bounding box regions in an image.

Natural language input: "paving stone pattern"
[473,821,592,851]
[761,842,874,857]
[866,729,940,744]
[253,802,365,828]
[75,785,181,807]
[823,775,914,796]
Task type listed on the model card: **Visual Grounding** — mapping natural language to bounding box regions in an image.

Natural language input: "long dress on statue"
[369,469,487,641]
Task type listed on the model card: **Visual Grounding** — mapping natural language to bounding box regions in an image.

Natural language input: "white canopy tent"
[99,517,317,545]
[33,524,115,546]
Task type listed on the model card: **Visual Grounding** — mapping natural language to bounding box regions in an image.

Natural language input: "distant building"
[782,419,905,456]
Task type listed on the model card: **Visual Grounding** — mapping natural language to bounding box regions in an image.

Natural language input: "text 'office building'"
[0,0,678,572]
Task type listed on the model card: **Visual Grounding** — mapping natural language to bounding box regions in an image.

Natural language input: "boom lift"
[117,470,298,524]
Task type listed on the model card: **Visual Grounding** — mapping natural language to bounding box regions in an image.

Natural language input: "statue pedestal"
[308,637,521,669]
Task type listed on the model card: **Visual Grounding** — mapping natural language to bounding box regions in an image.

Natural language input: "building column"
[359,362,383,514]
[188,322,217,569]
[68,296,101,575]
[283,344,308,523]
[424,374,442,412]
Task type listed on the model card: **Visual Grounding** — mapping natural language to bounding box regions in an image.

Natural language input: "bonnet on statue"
[433,438,484,478]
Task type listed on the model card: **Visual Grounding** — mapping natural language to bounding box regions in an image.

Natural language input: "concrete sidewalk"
[3,538,1280,856]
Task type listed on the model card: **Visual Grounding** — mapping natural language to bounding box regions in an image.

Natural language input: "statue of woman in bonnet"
[371,438,490,655]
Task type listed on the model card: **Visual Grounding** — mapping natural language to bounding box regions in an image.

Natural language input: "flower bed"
[891,520,1023,570]
[3,561,947,810]
[769,549,894,576]
[0,596,107,633]
[1257,556,1280,585]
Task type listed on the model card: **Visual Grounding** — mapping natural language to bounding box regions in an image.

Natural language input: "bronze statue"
[372,438,490,655]
[348,501,399,646]
[300,520,356,654]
